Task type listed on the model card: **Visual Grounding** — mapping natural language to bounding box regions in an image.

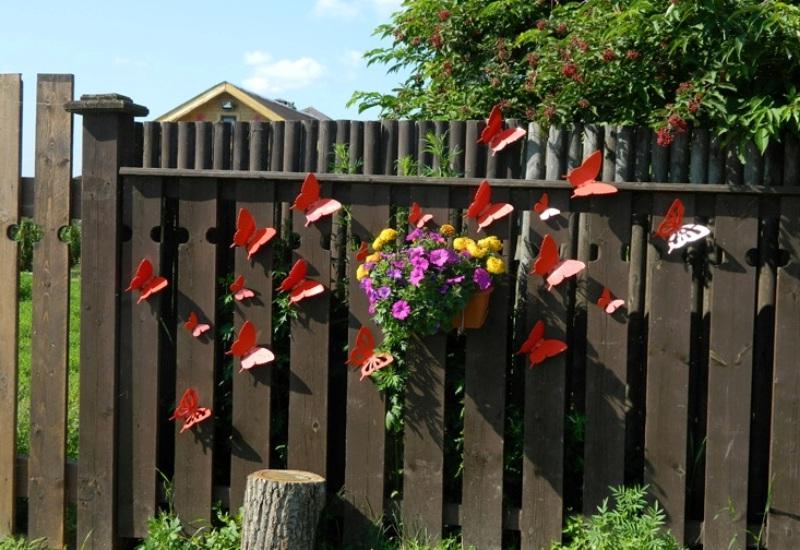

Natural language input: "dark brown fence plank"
[0,73,21,536]
[160,122,177,169]
[249,122,269,171]
[177,122,196,170]
[583,193,633,514]
[461,192,511,550]
[28,74,73,547]
[402,185,449,541]
[287,191,332,477]
[768,196,800,548]
[230,180,275,511]
[118,175,164,537]
[195,122,213,170]
[703,194,758,549]
[233,122,249,170]
[521,189,570,550]
[213,122,231,171]
[174,178,219,530]
[644,194,695,542]
[68,93,146,550]
[343,177,390,542]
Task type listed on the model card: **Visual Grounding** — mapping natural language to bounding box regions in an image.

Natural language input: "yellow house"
[156,81,329,123]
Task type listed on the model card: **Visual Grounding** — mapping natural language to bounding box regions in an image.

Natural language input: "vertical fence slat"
[195,122,213,170]
[287,194,332,477]
[461,192,511,550]
[521,188,570,550]
[583,193,633,514]
[644,194,695,543]
[160,122,177,169]
[343,167,389,543]
[703,194,758,549]
[28,74,73,547]
[68,93,146,550]
[249,122,269,171]
[381,120,398,175]
[767,196,800,547]
[402,185,448,541]
[0,73,21,536]
[689,129,710,184]
[230,180,275,511]
[118,175,164,537]
[233,122,250,170]
[317,120,336,173]
[174,178,219,530]
[177,122,196,170]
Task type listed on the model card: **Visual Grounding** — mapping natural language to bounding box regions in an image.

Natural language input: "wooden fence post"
[65,94,147,549]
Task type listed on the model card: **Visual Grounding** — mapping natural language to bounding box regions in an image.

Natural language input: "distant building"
[155,81,329,123]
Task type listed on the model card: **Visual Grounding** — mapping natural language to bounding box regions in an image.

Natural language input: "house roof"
[155,81,320,122]
[301,106,332,121]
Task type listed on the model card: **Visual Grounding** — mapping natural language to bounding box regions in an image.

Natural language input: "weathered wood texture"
[240,470,326,550]
[0,73,21,537]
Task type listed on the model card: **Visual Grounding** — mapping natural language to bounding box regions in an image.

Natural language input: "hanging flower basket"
[451,288,493,330]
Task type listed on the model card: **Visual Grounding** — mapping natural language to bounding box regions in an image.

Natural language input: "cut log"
[241,469,326,550]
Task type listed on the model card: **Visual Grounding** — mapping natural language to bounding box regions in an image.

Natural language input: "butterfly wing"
[292,173,321,211]
[170,388,198,420]
[180,407,212,433]
[655,198,685,240]
[246,227,277,259]
[466,180,492,220]
[489,126,526,155]
[408,202,422,226]
[667,224,711,254]
[278,260,307,292]
[517,320,545,355]
[228,320,257,357]
[304,197,343,227]
[231,208,256,248]
[570,182,618,198]
[127,258,153,292]
[289,279,325,304]
[185,311,198,331]
[137,277,168,304]
[477,105,503,144]
[347,326,375,367]
[477,202,514,232]
[532,234,559,277]
[230,275,245,294]
[529,339,568,367]
[566,150,602,189]
[533,193,560,220]
[355,241,369,262]
[192,323,211,338]
[240,347,276,371]
[359,353,394,380]
[234,288,255,301]
[606,299,625,314]
[545,260,586,290]
[597,288,612,309]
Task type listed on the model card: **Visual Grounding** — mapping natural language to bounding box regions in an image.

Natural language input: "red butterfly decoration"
[477,104,527,155]
[516,320,567,367]
[531,234,585,291]
[347,326,394,381]
[355,241,369,262]
[565,151,618,198]
[408,202,434,228]
[126,258,169,304]
[291,173,342,227]
[596,287,625,314]
[229,275,255,302]
[184,311,211,338]
[277,259,325,304]
[533,192,561,221]
[466,180,514,232]
[170,388,212,433]
[230,207,276,260]
[654,198,711,254]
[226,320,275,372]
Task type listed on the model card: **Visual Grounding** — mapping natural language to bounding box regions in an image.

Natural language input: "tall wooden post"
[65,94,147,549]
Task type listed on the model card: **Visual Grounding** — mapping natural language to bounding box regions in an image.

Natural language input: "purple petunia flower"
[410,256,429,271]
[360,277,373,291]
[377,286,392,300]
[409,267,425,286]
[447,275,465,285]
[392,300,411,320]
[473,267,492,291]
[387,267,403,279]
[429,248,451,267]
[406,228,424,242]
[438,284,450,294]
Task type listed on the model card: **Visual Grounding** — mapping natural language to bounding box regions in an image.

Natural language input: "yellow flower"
[486,256,506,275]
[440,224,455,237]
[453,237,475,251]
[478,236,503,253]
[356,264,370,281]
[467,242,488,259]
[372,237,385,251]
[366,252,382,263]
[378,228,397,242]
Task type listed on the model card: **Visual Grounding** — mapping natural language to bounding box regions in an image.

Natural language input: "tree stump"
[240,469,326,550]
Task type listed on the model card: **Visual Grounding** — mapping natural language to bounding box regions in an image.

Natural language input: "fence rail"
[2,73,800,549]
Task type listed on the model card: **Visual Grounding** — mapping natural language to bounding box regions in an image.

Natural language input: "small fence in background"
[1,73,800,549]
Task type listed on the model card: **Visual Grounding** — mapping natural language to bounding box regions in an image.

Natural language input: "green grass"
[0,536,48,550]
[16,270,81,459]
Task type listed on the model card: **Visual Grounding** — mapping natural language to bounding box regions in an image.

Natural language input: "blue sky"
[1,0,407,175]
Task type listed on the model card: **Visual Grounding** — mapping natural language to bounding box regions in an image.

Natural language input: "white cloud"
[242,50,326,94]
[341,50,363,69]
[312,0,402,20]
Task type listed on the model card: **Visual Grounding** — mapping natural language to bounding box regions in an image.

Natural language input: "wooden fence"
[2,73,800,549]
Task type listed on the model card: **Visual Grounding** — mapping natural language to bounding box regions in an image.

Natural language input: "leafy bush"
[136,508,241,550]
[12,218,81,272]
[0,537,48,550]
[553,485,685,550]
[352,0,800,152]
